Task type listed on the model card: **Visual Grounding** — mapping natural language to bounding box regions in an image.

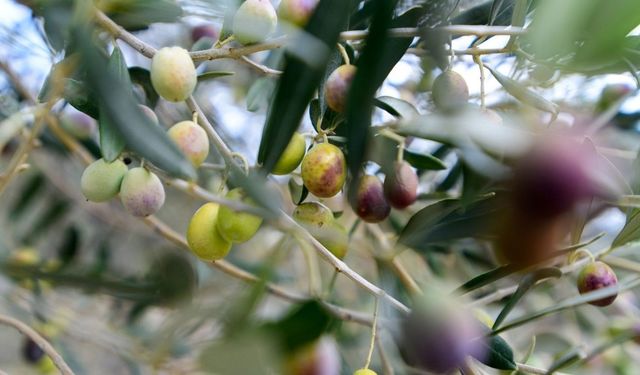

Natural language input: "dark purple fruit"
[400,297,485,374]
[577,261,618,307]
[324,65,357,113]
[191,24,219,42]
[384,161,418,209]
[22,338,45,364]
[355,175,390,223]
[511,140,601,219]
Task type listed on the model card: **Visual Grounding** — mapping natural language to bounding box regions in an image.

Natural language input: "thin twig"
[239,56,283,76]
[0,314,74,375]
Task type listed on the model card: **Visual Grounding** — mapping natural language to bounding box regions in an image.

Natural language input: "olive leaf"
[485,65,558,114]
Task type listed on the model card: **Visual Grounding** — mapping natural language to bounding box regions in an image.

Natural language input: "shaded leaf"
[128,67,159,107]
[105,0,183,31]
[492,267,562,329]
[345,0,399,200]
[375,96,419,118]
[475,334,517,370]
[266,300,334,353]
[246,77,276,112]
[403,150,446,171]
[485,66,558,114]
[197,71,235,81]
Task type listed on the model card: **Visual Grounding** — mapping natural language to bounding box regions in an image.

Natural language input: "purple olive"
[191,24,219,42]
[400,298,486,373]
[384,161,418,209]
[577,261,618,307]
[324,65,357,113]
[355,175,390,223]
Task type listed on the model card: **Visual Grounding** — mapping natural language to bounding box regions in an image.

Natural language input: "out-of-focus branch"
[0,314,74,375]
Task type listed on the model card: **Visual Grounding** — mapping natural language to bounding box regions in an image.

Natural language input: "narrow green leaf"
[475,334,517,370]
[246,77,276,112]
[57,226,80,267]
[403,150,447,171]
[75,26,195,179]
[398,195,500,251]
[492,267,562,329]
[613,209,640,248]
[106,0,183,31]
[257,0,350,171]
[98,46,130,161]
[345,0,398,199]
[493,277,640,336]
[265,300,334,353]
[197,71,235,81]
[545,347,586,374]
[456,264,519,294]
[485,66,558,114]
[375,96,419,118]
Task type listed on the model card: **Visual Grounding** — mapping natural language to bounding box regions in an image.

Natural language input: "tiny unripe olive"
[80,158,128,202]
[272,132,306,175]
[301,143,346,198]
[187,202,232,260]
[216,188,263,243]
[577,261,618,307]
[293,202,348,259]
[355,175,390,223]
[354,369,377,375]
[119,167,165,217]
[384,161,418,209]
[278,0,318,27]
[324,64,357,113]
[150,47,197,102]
[167,121,210,167]
[432,70,469,112]
[233,0,277,45]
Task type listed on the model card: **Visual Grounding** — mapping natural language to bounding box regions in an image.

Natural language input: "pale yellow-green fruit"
[150,47,197,102]
[187,203,232,260]
[167,121,210,167]
[354,369,378,375]
[293,202,348,259]
[119,167,165,217]
[272,132,306,175]
[216,188,263,243]
[80,158,128,202]
[233,0,277,45]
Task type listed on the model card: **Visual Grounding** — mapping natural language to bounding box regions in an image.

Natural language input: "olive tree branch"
[0,314,74,375]
[97,5,411,315]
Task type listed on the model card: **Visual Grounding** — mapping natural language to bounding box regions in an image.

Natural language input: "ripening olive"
[577,261,618,307]
[432,70,469,112]
[324,64,357,113]
[285,336,340,375]
[119,167,165,217]
[293,202,348,259]
[301,143,346,198]
[60,110,97,139]
[167,121,210,167]
[191,24,219,42]
[278,0,318,27]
